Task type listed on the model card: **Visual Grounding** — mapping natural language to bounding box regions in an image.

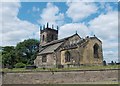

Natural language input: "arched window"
[51,35,54,41]
[42,35,45,42]
[93,43,99,58]
[65,51,71,62]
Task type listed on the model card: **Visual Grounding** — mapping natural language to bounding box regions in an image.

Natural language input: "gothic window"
[51,34,54,40]
[42,55,47,62]
[93,43,99,58]
[65,51,71,62]
[42,35,45,42]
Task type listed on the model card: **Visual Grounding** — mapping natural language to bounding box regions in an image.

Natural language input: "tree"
[111,61,114,65]
[15,39,39,65]
[0,51,2,67]
[2,46,16,68]
[2,39,39,68]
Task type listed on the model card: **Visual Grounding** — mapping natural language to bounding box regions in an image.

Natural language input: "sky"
[1,0,119,63]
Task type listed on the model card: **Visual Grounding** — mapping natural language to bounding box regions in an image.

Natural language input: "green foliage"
[15,39,39,65]
[2,39,39,68]
[2,46,16,68]
[0,51,2,65]
[14,62,26,68]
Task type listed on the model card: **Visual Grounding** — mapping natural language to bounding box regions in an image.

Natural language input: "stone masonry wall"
[2,69,118,84]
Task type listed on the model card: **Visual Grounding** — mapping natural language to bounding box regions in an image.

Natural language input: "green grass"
[1,65,119,73]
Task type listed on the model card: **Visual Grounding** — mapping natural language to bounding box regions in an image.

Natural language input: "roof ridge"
[41,33,79,47]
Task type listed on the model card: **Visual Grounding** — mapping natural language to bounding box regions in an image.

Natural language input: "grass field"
[2,65,119,72]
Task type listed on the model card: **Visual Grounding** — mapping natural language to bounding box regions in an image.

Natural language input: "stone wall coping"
[1,68,119,73]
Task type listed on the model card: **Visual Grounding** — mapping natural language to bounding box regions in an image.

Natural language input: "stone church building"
[34,23,103,68]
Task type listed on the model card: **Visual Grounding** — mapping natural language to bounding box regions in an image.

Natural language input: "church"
[34,23,103,68]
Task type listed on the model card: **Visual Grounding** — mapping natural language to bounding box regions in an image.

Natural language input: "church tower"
[40,23,58,45]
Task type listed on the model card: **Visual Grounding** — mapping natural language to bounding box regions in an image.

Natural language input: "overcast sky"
[1,0,119,63]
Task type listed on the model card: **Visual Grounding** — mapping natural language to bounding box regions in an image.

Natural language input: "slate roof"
[39,42,63,55]
[39,33,81,55]
[38,33,101,55]
[41,33,80,47]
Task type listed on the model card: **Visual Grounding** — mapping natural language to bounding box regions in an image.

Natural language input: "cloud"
[99,2,112,12]
[38,3,64,27]
[100,2,118,12]
[1,2,118,63]
[32,6,40,12]
[89,11,118,63]
[1,2,39,46]
[104,50,118,63]
[89,11,118,41]
[66,2,98,22]
[59,23,91,39]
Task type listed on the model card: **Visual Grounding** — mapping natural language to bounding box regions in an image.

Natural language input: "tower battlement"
[40,23,58,45]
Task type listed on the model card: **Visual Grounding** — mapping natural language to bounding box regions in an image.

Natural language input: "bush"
[14,62,26,68]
